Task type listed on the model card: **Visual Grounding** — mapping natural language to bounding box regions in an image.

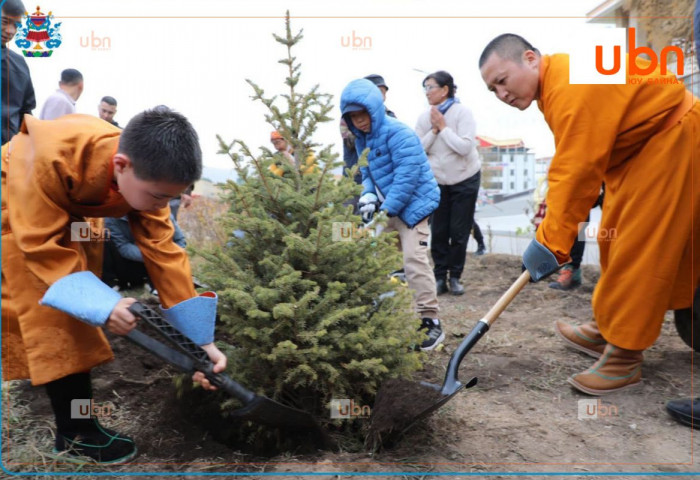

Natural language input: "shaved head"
[479,33,540,68]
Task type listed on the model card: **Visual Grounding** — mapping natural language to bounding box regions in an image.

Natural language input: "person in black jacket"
[102,214,187,292]
[1,0,36,145]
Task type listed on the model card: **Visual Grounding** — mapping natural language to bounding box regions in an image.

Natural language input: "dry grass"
[177,196,229,251]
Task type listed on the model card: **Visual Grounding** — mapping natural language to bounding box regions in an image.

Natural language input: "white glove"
[358,193,379,223]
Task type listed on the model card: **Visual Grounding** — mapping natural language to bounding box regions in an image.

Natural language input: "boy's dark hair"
[60,69,83,85]
[2,0,25,17]
[423,70,457,98]
[100,96,117,106]
[478,33,540,68]
[118,106,202,185]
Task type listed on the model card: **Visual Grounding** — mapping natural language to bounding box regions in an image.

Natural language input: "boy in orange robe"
[479,34,699,395]
[2,107,226,463]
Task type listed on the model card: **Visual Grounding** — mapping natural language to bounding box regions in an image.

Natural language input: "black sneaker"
[419,318,445,351]
[54,422,138,465]
[475,244,486,256]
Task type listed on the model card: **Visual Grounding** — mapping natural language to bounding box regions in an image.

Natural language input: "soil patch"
[4,254,698,476]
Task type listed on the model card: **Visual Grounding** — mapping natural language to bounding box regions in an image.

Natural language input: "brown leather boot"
[568,343,643,395]
[554,320,607,358]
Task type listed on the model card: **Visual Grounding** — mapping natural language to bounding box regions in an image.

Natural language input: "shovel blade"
[398,379,473,436]
[229,395,318,429]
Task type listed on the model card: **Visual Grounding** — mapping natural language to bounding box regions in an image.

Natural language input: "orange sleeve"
[8,152,87,287]
[535,59,621,263]
[128,209,196,308]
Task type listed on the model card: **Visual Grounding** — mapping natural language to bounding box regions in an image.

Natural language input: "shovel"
[371,270,531,442]
[126,302,320,431]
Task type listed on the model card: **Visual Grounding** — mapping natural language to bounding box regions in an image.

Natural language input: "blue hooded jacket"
[340,79,440,228]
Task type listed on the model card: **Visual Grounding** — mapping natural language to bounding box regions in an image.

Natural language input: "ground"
[2,224,697,477]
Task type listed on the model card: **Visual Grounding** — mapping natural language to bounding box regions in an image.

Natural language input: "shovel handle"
[127,302,256,404]
[481,270,530,326]
[440,270,530,395]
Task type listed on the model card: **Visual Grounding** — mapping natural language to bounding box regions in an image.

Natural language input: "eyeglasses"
[424,84,441,92]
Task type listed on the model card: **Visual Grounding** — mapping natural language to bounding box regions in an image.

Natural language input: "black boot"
[475,243,486,256]
[666,398,700,429]
[45,372,138,464]
[449,277,465,296]
[436,278,448,295]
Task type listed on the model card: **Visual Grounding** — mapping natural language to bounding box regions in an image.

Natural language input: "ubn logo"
[79,31,111,51]
[70,399,112,419]
[570,27,684,85]
[331,222,374,242]
[340,31,372,50]
[577,222,617,243]
[71,221,111,242]
[330,399,371,419]
[578,399,619,420]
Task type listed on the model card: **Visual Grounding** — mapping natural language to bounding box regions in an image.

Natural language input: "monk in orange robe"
[1,108,226,463]
[479,34,699,395]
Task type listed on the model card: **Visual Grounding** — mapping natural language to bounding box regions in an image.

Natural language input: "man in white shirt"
[39,68,83,120]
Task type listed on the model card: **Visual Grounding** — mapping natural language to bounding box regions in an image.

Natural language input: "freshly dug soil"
[366,378,445,450]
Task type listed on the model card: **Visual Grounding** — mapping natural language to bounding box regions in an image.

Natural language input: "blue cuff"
[40,272,122,327]
[523,239,560,282]
[161,292,217,345]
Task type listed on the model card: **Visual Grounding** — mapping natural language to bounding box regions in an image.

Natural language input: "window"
[510,182,515,190]
[510,169,515,176]
[524,169,528,176]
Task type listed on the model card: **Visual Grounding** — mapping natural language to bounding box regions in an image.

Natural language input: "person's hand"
[358,193,379,223]
[192,343,228,391]
[105,297,138,335]
[181,193,193,209]
[430,107,446,133]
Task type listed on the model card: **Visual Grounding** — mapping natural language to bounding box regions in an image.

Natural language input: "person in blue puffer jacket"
[340,78,444,351]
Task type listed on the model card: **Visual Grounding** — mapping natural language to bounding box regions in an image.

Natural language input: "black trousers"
[570,213,590,269]
[101,241,151,290]
[472,221,484,246]
[431,171,481,279]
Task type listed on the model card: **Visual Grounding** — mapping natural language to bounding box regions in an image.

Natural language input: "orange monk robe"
[535,54,700,350]
[1,114,197,385]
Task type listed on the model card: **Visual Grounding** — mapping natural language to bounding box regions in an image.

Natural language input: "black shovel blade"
[399,376,477,436]
[227,392,318,429]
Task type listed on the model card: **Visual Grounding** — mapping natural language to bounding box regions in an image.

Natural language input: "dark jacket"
[1,46,35,145]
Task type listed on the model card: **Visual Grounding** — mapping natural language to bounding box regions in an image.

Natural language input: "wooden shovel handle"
[481,270,531,326]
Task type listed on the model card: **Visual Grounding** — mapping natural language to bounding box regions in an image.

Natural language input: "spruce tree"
[193,13,424,445]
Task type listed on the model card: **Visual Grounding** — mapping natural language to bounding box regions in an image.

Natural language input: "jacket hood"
[340,79,386,138]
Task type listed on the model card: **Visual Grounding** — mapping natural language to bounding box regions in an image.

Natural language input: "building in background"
[535,156,552,183]
[476,136,536,196]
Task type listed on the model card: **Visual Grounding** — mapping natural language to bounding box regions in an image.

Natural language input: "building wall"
[479,147,535,194]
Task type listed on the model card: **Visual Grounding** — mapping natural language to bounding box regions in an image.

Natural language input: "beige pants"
[383,217,439,319]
